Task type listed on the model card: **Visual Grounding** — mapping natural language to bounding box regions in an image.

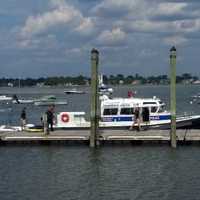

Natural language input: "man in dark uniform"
[46,105,55,131]
[142,107,150,123]
[130,107,141,131]
[20,107,26,130]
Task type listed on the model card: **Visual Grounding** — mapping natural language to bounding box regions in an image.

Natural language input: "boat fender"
[61,113,70,123]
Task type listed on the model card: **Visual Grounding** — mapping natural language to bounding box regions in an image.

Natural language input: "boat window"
[151,107,157,113]
[103,108,118,115]
[158,105,165,113]
[120,108,134,115]
[143,102,157,105]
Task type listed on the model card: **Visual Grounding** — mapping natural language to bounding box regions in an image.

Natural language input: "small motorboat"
[34,95,67,106]
[64,88,85,94]
[0,125,22,132]
[191,93,200,99]
[34,101,68,106]
[0,95,12,101]
[12,94,34,104]
[12,99,34,104]
[98,74,113,95]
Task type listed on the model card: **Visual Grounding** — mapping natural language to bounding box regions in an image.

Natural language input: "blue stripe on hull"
[102,115,171,122]
[150,115,171,120]
[102,116,133,122]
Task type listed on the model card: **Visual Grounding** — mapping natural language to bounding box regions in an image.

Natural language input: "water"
[1,145,200,200]
[1,85,200,200]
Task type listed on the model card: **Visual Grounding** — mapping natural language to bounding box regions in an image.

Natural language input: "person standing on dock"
[20,107,27,130]
[142,107,150,124]
[130,107,141,131]
[46,105,55,132]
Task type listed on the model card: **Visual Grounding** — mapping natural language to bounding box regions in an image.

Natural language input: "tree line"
[0,73,198,87]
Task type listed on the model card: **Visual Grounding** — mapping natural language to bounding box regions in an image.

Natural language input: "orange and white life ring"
[61,113,69,123]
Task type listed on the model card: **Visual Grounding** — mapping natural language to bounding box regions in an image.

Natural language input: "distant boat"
[64,88,85,94]
[0,95,12,101]
[34,95,67,106]
[34,95,56,102]
[12,94,34,104]
[99,84,113,95]
[191,93,200,99]
[12,99,34,104]
[99,74,113,95]
[34,101,68,106]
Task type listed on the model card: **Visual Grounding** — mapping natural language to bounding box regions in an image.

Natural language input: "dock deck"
[1,129,200,144]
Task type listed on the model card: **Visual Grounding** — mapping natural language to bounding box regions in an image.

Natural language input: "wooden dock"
[1,129,200,145]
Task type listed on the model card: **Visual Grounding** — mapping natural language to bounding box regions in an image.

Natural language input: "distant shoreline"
[0,73,199,87]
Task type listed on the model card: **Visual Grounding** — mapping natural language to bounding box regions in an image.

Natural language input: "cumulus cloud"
[20,0,94,38]
[153,2,187,16]
[2,0,200,76]
[97,28,126,46]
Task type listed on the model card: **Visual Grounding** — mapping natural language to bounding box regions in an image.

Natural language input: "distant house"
[36,82,44,87]
[119,80,124,85]
[7,82,13,87]
[131,80,141,85]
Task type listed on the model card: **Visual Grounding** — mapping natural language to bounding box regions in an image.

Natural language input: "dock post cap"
[170,46,176,52]
[91,48,99,55]
[91,48,99,61]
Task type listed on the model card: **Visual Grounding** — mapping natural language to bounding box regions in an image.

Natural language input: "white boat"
[52,95,200,130]
[99,84,113,95]
[34,101,68,106]
[0,95,12,101]
[191,93,200,99]
[0,125,22,132]
[99,75,113,95]
[33,95,67,106]
[12,94,34,104]
[12,99,34,104]
[64,88,85,94]
[0,124,36,133]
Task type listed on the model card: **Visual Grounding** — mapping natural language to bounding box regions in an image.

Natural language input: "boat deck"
[1,129,200,144]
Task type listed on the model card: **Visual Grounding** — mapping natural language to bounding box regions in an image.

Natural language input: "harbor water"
[0,85,200,200]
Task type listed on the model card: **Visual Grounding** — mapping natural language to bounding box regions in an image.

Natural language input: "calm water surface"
[0,85,200,200]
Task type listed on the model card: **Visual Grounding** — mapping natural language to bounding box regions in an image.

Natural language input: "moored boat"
[34,101,68,106]
[53,95,200,130]
[33,95,67,106]
[64,88,85,94]
[0,95,12,101]
[12,99,34,104]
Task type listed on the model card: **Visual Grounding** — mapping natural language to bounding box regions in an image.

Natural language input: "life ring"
[61,113,69,123]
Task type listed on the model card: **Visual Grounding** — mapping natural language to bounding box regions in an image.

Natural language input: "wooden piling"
[90,48,99,147]
[170,46,177,148]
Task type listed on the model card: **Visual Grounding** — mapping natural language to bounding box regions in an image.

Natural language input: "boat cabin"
[101,96,168,122]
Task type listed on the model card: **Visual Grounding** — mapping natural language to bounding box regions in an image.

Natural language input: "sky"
[1,0,200,78]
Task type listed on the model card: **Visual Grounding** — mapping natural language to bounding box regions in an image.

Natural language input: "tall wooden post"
[90,49,99,147]
[170,46,177,148]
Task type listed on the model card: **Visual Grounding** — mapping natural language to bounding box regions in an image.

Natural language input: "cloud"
[152,2,187,16]
[20,0,94,38]
[164,35,188,45]
[97,28,126,46]
[2,0,200,77]
[123,18,200,34]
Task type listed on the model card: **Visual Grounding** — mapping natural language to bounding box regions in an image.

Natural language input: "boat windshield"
[158,105,165,113]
